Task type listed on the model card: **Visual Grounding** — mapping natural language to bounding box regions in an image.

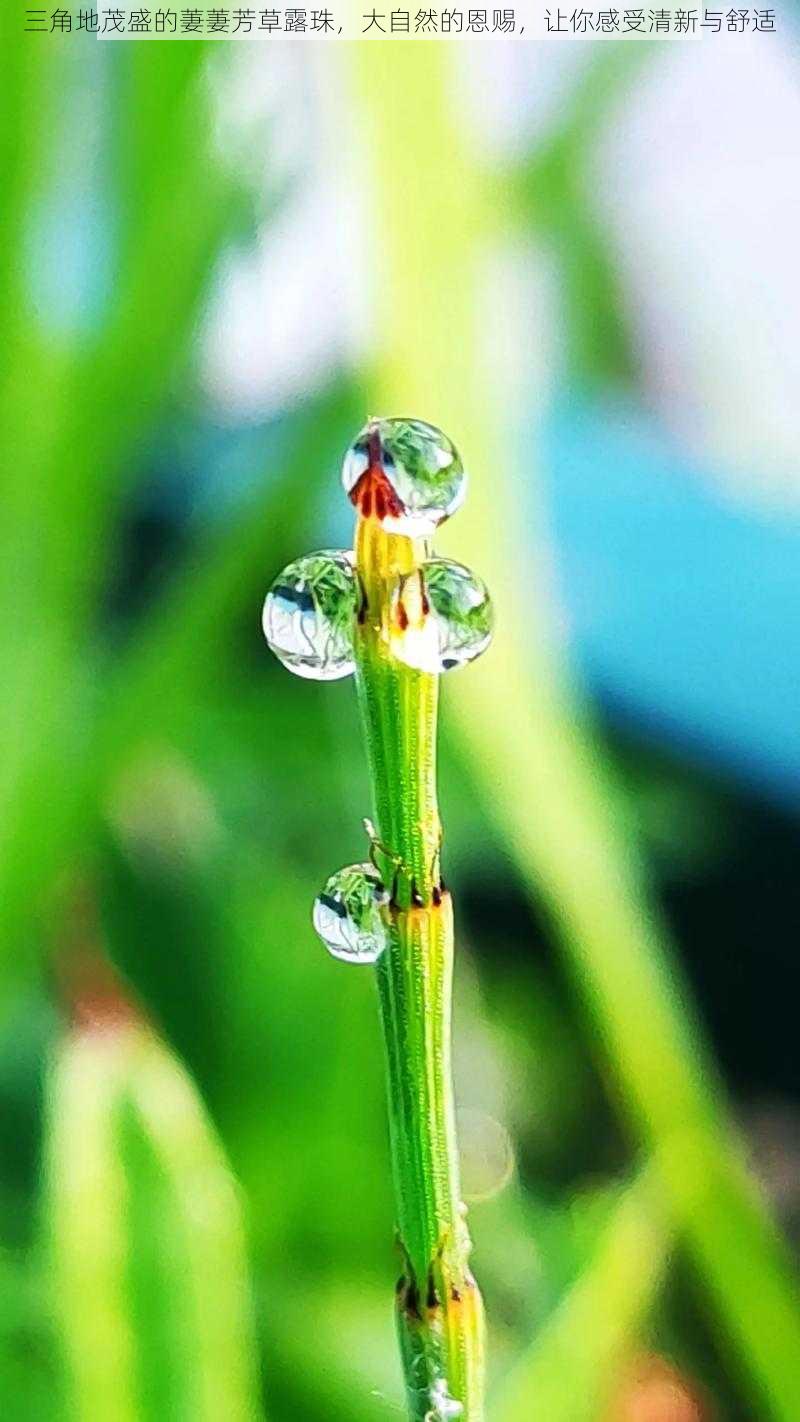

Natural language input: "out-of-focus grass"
[0,41,250,966]
[47,1020,261,1421]
[506,45,652,387]
[495,1169,667,1422]
[0,33,798,1422]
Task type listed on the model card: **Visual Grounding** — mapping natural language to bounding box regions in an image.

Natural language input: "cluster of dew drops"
[262,418,494,971]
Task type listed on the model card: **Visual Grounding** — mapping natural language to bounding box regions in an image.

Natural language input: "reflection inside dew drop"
[342,417,466,537]
[262,550,358,681]
[312,863,390,964]
[389,558,493,674]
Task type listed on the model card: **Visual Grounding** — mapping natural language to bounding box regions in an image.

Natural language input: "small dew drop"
[262,550,358,681]
[390,559,493,674]
[342,417,466,537]
[424,1380,464,1421]
[312,863,390,964]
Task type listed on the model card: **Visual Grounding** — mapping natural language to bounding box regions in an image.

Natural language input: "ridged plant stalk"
[354,515,485,1422]
[262,419,494,1420]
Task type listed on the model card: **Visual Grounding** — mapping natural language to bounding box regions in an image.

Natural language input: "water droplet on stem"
[390,558,493,673]
[262,550,358,681]
[313,863,390,964]
[343,417,466,537]
[425,1379,464,1420]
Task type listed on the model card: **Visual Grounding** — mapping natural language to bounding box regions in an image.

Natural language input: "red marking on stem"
[368,423,383,468]
[348,423,407,524]
[348,466,405,522]
[397,600,409,632]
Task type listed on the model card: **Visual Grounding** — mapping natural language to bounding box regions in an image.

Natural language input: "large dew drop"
[389,558,493,674]
[262,550,358,681]
[312,863,390,964]
[342,417,466,537]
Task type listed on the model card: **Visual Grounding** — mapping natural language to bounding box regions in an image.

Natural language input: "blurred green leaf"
[46,1021,263,1421]
[492,1169,667,1422]
[0,44,250,973]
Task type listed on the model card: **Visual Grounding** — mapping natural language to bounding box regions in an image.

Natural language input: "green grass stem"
[354,515,486,1420]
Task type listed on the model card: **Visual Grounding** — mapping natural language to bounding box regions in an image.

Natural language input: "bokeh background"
[2,29,800,1422]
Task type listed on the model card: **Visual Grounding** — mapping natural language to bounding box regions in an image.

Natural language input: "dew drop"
[312,863,390,964]
[424,1380,464,1421]
[389,558,493,674]
[342,417,466,537]
[262,550,358,681]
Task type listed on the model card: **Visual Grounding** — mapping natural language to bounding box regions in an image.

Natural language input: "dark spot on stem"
[404,1280,421,1320]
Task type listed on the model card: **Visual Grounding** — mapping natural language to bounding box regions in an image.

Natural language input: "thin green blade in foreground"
[45,1019,263,1422]
[492,1170,667,1422]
